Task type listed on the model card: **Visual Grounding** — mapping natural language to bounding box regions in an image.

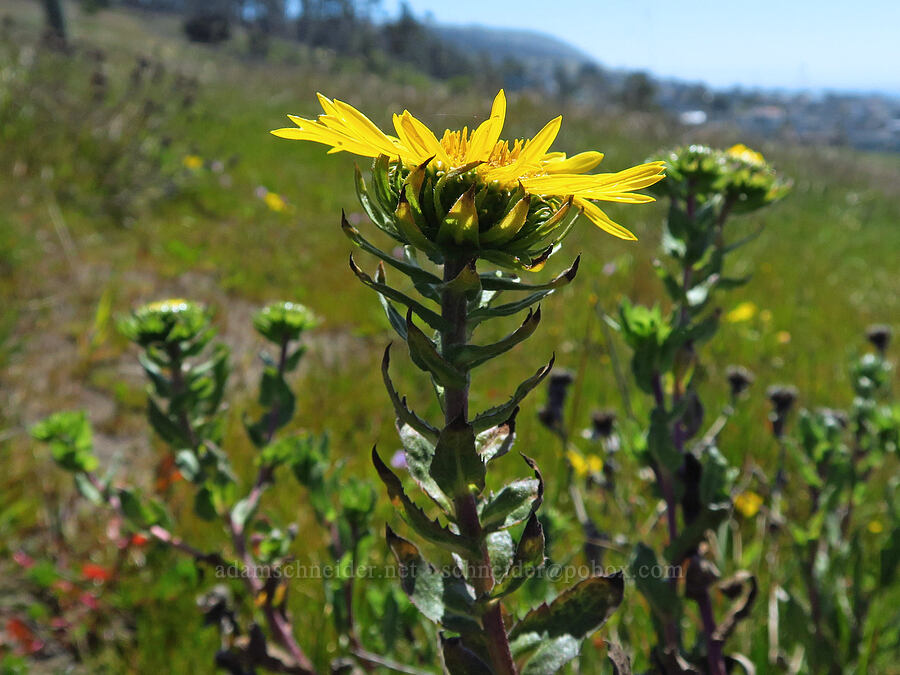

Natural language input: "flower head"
[273,91,665,256]
[734,491,763,518]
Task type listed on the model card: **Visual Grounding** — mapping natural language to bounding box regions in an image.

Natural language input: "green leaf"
[468,289,555,326]
[510,573,624,640]
[381,345,439,442]
[492,512,545,598]
[397,423,453,513]
[521,634,580,675]
[193,485,218,521]
[349,255,448,332]
[429,415,484,497]
[174,450,201,483]
[664,502,730,564]
[479,256,580,292]
[372,449,478,557]
[342,211,442,286]
[31,410,98,473]
[374,265,409,340]
[441,635,493,675]
[648,406,681,472]
[447,307,542,370]
[439,261,482,299]
[481,478,542,532]
[630,543,681,622]
[472,356,554,433]
[405,310,468,390]
[147,397,189,448]
[74,472,103,505]
[476,412,518,463]
[385,526,480,633]
[231,497,256,530]
[486,530,515,581]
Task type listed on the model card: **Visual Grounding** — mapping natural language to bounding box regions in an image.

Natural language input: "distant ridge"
[432,24,595,70]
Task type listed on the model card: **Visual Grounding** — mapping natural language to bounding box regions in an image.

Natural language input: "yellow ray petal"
[522,161,665,196]
[575,198,638,241]
[271,123,384,157]
[393,111,450,165]
[331,98,401,157]
[467,90,507,161]
[543,151,605,174]
[517,115,562,167]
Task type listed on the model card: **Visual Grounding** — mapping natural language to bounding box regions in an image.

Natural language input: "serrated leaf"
[405,309,468,389]
[479,256,580,292]
[382,345,439,442]
[492,512,545,598]
[373,449,478,557]
[476,412,518,463]
[441,635,493,675]
[385,526,480,633]
[429,415,484,497]
[468,289,554,326]
[342,211,441,286]
[397,423,452,513]
[510,573,624,640]
[486,530,515,580]
[481,478,541,532]
[521,634,580,675]
[473,356,554,433]
[447,307,542,370]
[349,255,448,332]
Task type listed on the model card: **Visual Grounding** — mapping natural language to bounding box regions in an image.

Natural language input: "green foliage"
[30,410,98,473]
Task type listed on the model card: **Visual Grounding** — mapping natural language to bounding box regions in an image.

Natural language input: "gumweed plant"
[273,90,665,674]
[759,328,899,673]
[33,300,419,674]
[606,144,789,674]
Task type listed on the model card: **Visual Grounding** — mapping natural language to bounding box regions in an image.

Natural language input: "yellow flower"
[867,520,884,534]
[727,143,765,167]
[264,191,287,212]
[726,301,758,323]
[734,491,763,518]
[567,449,602,478]
[272,91,665,240]
[182,154,203,170]
[777,331,792,344]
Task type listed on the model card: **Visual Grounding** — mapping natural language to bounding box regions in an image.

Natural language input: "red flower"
[81,563,112,583]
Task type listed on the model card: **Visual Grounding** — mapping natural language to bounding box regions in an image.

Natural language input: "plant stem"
[697,591,726,675]
[441,258,517,675]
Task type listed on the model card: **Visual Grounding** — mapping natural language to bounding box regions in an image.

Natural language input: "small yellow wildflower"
[182,154,203,170]
[145,298,190,312]
[727,143,765,167]
[567,450,603,479]
[777,331,792,344]
[726,301,758,323]
[264,192,287,212]
[868,520,884,534]
[734,491,763,518]
[272,91,665,240]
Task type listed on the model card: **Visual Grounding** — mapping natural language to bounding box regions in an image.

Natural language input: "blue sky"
[382,0,900,94]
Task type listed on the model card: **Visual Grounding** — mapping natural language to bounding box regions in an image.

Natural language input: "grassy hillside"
[1,1,898,672]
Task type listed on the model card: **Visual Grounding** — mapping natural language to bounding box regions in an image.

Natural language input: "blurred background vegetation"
[0,0,898,671]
